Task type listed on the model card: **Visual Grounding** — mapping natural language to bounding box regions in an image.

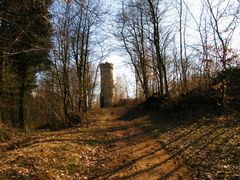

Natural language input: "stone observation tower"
[100,62,114,108]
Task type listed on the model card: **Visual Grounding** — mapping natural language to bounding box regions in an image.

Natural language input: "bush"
[212,68,240,109]
[0,122,15,143]
[143,95,168,110]
[148,89,222,116]
[178,89,219,110]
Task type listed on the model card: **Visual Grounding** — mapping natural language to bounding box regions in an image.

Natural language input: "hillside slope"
[0,104,239,179]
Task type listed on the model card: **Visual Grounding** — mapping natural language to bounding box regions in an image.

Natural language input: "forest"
[0,0,239,179]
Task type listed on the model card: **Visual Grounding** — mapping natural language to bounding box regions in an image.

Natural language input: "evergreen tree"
[0,0,52,128]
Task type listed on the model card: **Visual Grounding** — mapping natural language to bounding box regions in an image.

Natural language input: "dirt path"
[90,106,192,179]
[0,105,192,179]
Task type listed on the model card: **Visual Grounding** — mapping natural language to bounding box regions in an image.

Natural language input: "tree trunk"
[147,0,165,96]
[0,60,3,122]
[179,0,188,93]
[18,67,27,129]
[163,66,169,95]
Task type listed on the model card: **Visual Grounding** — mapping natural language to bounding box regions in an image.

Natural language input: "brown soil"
[0,105,192,179]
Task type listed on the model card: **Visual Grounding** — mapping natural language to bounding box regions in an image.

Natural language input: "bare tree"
[71,0,106,112]
[203,0,240,103]
[116,0,150,99]
[146,0,172,96]
[37,0,108,128]
[116,0,173,99]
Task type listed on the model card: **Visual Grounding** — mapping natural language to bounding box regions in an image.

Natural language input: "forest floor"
[0,104,239,179]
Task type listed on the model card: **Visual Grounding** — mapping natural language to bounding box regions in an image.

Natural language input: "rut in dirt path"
[90,106,192,179]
